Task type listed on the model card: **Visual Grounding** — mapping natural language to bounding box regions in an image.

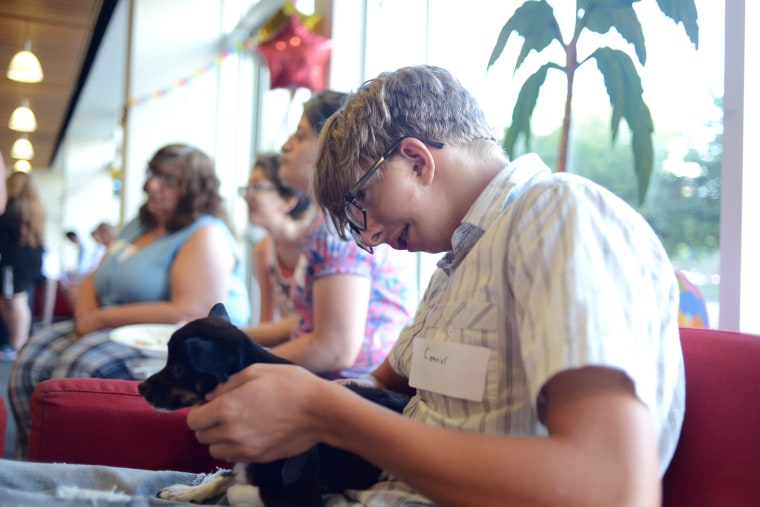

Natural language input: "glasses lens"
[146,168,179,188]
[252,183,277,192]
[344,197,366,231]
[348,223,373,254]
[343,194,367,231]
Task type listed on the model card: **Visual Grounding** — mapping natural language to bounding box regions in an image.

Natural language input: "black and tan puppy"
[139,303,409,507]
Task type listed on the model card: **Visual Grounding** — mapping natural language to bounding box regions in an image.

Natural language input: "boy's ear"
[399,138,436,185]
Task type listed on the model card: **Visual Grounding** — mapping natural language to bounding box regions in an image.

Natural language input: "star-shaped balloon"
[256,0,321,43]
[256,14,332,92]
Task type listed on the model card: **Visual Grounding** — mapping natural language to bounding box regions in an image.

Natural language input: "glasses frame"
[238,182,279,196]
[344,135,444,253]
[145,167,180,189]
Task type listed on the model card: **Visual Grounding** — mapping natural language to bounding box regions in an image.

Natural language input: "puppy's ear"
[184,336,234,382]
[208,303,231,322]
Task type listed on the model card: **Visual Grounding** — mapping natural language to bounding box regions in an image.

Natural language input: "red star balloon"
[256,14,332,92]
[255,1,322,44]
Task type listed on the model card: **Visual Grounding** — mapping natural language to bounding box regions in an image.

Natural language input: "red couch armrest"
[30,378,229,473]
[663,327,760,506]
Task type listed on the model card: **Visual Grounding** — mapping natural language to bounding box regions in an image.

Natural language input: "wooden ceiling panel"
[0,0,104,170]
[0,0,100,28]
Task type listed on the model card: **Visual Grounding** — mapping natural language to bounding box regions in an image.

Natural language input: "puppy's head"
[138,303,254,410]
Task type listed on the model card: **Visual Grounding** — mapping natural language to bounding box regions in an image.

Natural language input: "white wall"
[44,0,262,315]
[46,0,128,275]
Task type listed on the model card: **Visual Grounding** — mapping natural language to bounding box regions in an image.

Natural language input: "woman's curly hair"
[138,144,233,234]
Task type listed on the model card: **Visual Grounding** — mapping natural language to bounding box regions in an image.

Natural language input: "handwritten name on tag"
[409,338,490,402]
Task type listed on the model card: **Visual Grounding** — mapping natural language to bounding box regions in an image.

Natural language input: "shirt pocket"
[422,300,499,348]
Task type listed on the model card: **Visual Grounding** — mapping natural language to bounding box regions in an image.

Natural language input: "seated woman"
[8,143,250,459]
[240,91,419,380]
[241,153,313,323]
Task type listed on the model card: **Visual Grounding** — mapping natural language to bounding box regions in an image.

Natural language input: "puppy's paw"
[227,483,265,507]
[158,483,206,502]
[159,470,236,503]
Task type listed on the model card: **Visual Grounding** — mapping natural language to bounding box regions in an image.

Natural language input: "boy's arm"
[344,357,415,398]
[188,363,658,507]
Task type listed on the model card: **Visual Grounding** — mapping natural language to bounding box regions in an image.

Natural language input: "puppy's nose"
[138,381,149,397]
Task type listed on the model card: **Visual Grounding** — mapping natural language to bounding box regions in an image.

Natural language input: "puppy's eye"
[170,363,185,377]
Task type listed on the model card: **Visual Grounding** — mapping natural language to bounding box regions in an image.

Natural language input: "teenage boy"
[188,65,684,507]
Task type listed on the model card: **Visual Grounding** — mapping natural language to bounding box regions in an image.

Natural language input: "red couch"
[26,327,760,505]
[29,377,229,473]
[661,327,760,506]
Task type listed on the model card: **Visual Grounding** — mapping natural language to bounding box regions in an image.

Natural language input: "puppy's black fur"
[139,303,409,507]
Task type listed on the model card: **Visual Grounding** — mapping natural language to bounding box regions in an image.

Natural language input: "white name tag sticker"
[409,338,490,402]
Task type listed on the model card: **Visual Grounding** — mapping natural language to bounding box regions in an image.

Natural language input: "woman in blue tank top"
[8,143,250,459]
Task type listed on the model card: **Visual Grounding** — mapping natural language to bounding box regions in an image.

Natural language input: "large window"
[333,0,725,325]
[250,0,724,324]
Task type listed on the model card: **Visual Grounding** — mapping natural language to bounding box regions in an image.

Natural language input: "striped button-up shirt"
[346,154,684,506]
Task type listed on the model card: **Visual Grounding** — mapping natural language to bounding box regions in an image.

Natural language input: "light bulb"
[11,136,35,160]
[9,100,37,132]
[7,40,44,84]
[14,159,32,173]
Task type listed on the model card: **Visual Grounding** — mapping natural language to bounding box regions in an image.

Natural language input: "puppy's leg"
[225,463,265,507]
[158,468,236,503]
[227,483,265,507]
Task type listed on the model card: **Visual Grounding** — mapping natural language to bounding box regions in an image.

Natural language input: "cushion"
[662,327,760,506]
[30,377,229,473]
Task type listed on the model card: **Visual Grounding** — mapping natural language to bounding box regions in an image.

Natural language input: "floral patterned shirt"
[291,215,418,379]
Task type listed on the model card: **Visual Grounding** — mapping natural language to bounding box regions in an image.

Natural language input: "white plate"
[109,323,180,357]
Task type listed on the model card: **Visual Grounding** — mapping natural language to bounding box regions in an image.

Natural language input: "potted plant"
[488,0,698,202]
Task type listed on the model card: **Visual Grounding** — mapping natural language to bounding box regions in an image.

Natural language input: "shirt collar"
[438,154,552,274]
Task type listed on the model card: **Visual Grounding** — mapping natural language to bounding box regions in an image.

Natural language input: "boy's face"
[280,114,319,194]
[350,138,452,254]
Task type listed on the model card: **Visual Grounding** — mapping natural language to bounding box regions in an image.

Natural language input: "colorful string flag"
[124,1,330,106]
[125,38,257,109]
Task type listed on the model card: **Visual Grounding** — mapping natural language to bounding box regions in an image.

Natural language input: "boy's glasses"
[344,136,443,253]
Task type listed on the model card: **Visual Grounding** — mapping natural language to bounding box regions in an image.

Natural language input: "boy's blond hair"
[314,65,502,239]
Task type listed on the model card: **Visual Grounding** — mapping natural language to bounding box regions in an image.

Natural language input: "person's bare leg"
[0,297,13,342]
[40,279,57,328]
[0,293,32,350]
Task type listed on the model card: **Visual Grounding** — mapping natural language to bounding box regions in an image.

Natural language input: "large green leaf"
[592,47,654,202]
[503,64,554,156]
[488,1,562,72]
[655,0,699,48]
[631,122,654,201]
[582,0,647,64]
[488,0,699,202]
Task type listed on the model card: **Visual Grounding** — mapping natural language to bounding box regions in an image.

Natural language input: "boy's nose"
[360,221,384,248]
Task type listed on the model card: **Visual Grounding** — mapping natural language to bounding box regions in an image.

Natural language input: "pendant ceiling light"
[9,99,38,132]
[11,135,34,160]
[14,159,32,173]
[7,30,44,84]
